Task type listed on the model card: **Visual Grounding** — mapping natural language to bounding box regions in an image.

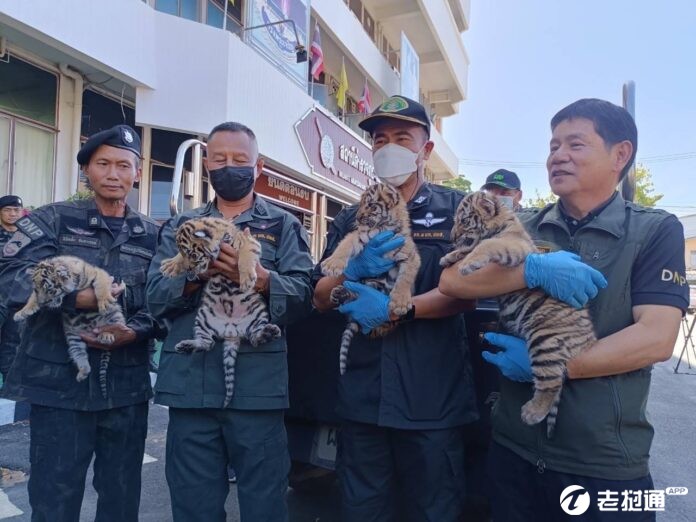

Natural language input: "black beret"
[77,124,141,166]
[359,95,431,137]
[0,195,22,208]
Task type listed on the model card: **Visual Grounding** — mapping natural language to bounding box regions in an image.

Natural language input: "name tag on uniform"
[252,232,278,244]
[412,230,448,241]
[59,234,101,248]
[120,244,154,259]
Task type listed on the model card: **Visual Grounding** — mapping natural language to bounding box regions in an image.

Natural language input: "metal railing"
[170,139,206,217]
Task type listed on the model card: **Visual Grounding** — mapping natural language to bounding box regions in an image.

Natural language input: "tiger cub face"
[175,217,232,276]
[356,183,403,230]
[30,259,77,308]
[450,191,515,254]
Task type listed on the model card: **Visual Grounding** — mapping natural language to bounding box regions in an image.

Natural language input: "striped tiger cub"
[321,183,421,374]
[14,255,126,398]
[440,191,597,437]
[160,217,281,407]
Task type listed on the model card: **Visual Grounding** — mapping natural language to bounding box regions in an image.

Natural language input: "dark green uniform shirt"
[147,195,314,410]
[492,194,689,479]
[0,199,161,410]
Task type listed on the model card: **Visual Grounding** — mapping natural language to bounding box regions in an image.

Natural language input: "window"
[0,55,57,126]
[348,0,362,20]
[363,10,375,41]
[206,0,243,30]
[155,0,199,20]
[81,89,136,138]
[690,250,696,269]
[0,56,58,207]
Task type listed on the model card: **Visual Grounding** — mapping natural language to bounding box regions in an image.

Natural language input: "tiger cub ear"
[474,191,498,218]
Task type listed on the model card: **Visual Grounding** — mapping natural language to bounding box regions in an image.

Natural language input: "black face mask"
[209,165,255,202]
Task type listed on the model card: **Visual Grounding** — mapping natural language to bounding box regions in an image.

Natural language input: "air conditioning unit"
[429,90,451,104]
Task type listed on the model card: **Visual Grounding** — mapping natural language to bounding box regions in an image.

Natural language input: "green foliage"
[524,189,558,208]
[66,188,95,202]
[441,175,472,193]
[632,164,663,207]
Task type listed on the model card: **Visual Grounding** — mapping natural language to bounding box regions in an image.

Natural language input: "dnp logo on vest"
[661,269,687,286]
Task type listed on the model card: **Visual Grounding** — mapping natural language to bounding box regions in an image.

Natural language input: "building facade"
[0,0,470,259]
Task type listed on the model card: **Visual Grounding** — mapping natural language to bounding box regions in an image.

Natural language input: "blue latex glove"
[343,231,406,281]
[524,251,607,308]
[481,332,533,382]
[337,281,390,335]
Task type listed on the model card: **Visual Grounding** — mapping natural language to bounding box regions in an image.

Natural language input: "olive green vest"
[492,194,671,480]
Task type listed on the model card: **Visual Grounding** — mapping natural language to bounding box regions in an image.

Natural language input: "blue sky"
[444,0,696,216]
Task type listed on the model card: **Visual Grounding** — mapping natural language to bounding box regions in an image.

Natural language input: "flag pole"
[341,56,345,123]
[310,20,315,100]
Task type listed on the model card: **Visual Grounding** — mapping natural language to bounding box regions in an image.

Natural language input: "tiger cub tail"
[545,391,563,438]
[99,352,111,399]
[222,338,241,408]
[339,322,360,375]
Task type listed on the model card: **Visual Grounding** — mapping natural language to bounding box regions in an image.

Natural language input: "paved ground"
[1,316,695,521]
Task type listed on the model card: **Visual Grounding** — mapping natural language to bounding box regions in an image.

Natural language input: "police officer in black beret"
[0,124,161,522]
[314,96,477,521]
[0,194,24,385]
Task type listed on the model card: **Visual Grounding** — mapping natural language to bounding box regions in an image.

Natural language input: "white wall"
[417,0,469,103]
[0,0,156,87]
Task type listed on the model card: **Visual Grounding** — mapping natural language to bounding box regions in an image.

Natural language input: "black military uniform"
[315,96,478,522]
[0,195,24,384]
[0,126,160,522]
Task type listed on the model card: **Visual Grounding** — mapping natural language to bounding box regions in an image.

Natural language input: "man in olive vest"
[440,98,688,521]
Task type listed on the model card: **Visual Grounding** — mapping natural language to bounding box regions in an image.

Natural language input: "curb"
[0,372,158,427]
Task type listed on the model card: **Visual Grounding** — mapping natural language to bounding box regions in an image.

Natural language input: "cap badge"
[379,96,409,113]
[123,129,134,144]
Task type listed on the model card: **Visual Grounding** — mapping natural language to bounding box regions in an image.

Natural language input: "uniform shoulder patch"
[15,216,46,239]
[2,231,32,257]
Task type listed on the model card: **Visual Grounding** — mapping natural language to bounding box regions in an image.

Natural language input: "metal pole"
[223,0,229,31]
[621,81,636,202]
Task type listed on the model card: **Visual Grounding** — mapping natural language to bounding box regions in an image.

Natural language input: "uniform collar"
[407,182,433,211]
[209,194,272,224]
[84,198,146,237]
[538,192,626,238]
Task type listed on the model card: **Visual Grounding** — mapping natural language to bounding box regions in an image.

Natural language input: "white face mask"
[372,143,423,187]
[497,195,515,210]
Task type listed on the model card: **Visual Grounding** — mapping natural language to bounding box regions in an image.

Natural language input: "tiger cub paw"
[175,339,199,353]
[521,400,549,426]
[160,257,184,278]
[457,260,482,276]
[238,272,257,293]
[321,257,347,278]
[250,324,282,347]
[439,251,460,268]
[13,309,30,322]
[388,290,412,318]
[75,362,91,382]
[97,332,115,345]
[330,285,355,306]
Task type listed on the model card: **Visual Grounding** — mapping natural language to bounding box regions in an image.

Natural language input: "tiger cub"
[160,217,281,407]
[440,191,597,437]
[321,183,421,374]
[14,255,126,398]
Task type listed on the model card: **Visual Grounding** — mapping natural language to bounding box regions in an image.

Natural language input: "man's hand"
[344,231,405,281]
[481,332,533,382]
[524,251,607,308]
[81,323,137,350]
[337,281,390,334]
[210,243,270,294]
[75,283,125,311]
